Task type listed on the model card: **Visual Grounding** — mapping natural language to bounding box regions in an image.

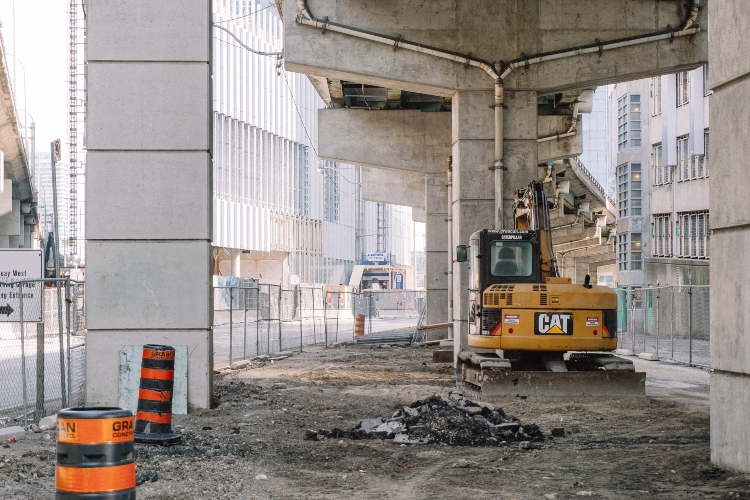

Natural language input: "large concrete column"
[451,91,495,355]
[231,249,242,277]
[709,0,750,473]
[451,89,539,357]
[424,173,449,339]
[503,91,539,228]
[85,1,213,409]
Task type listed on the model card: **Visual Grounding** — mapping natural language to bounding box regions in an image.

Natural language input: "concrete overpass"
[0,35,36,248]
[84,0,750,473]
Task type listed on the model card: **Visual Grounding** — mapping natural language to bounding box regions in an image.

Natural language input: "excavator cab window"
[490,241,533,277]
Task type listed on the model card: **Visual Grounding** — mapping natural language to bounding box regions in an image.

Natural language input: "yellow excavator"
[455,180,645,398]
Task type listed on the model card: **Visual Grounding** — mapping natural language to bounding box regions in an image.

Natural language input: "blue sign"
[362,252,392,265]
[394,273,404,289]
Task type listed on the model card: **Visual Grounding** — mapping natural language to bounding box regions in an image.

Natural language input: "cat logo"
[534,312,573,335]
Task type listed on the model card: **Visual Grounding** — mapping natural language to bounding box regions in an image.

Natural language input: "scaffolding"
[67,0,86,261]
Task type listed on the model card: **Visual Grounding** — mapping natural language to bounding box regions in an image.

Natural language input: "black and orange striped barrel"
[55,407,135,499]
[354,314,366,337]
[134,344,181,444]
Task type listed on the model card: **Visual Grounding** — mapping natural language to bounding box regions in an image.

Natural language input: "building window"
[324,161,340,223]
[652,214,672,257]
[617,234,628,271]
[631,233,642,270]
[677,211,710,259]
[629,95,642,147]
[617,97,628,151]
[617,162,641,217]
[677,71,690,106]
[618,94,642,150]
[704,63,712,96]
[651,143,670,185]
[617,163,628,217]
[677,135,690,181]
[651,76,661,116]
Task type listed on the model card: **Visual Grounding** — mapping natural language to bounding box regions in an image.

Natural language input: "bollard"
[354,314,365,337]
[56,407,135,499]
[133,345,181,444]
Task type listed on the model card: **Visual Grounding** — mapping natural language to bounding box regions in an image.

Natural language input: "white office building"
[211,0,419,287]
[609,65,710,289]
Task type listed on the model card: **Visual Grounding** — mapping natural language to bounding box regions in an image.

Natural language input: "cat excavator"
[455,180,645,398]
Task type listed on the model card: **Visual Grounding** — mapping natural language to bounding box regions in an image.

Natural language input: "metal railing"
[615,285,710,368]
[213,285,425,368]
[0,278,86,427]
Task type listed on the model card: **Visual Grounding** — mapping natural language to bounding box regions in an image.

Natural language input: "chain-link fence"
[0,278,86,427]
[213,285,425,368]
[615,285,710,368]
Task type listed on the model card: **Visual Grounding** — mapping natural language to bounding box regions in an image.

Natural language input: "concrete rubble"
[307,391,555,447]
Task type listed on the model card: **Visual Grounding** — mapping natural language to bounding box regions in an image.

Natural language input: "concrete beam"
[284,0,707,94]
[412,208,426,223]
[318,108,451,174]
[361,166,425,209]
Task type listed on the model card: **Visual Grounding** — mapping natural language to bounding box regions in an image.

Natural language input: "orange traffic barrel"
[354,314,365,337]
[55,407,135,499]
[134,344,181,444]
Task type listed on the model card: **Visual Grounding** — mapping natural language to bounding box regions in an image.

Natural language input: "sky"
[0,0,70,160]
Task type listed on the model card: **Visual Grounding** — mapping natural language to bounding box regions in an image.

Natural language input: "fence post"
[278,287,282,352]
[56,278,66,408]
[298,288,303,352]
[65,278,72,406]
[256,286,260,356]
[311,287,317,345]
[335,289,340,343]
[323,286,329,347]
[368,292,373,336]
[688,284,693,365]
[243,286,248,360]
[643,288,647,352]
[19,283,28,427]
[229,286,234,364]
[267,285,271,354]
[36,322,45,420]
[655,289,660,358]
[630,289,635,352]
[671,286,675,359]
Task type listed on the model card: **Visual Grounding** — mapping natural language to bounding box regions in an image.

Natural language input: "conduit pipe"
[537,101,580,143]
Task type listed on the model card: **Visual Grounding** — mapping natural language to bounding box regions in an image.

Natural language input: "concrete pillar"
[231,249,241,277]
[424,173,449,339]
[451,90,495,355]
[709,0,750,473]
[451,89,539,357]
[85,1,213,409]
[502,91,539,228]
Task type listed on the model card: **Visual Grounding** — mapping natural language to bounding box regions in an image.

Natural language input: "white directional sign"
[0,249,43,323]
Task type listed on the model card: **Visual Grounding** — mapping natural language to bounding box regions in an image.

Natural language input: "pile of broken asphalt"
[306,391,564,448]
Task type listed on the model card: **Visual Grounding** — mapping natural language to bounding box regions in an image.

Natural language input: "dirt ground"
[2,344,750,499]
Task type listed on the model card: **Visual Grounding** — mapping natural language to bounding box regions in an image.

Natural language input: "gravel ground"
[1,344,749,499]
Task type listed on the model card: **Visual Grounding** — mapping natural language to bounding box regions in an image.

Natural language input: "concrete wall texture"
[85,0,214,409]
[708,0,750,473]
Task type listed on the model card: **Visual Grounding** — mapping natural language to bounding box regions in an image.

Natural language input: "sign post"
[0,249,43,322]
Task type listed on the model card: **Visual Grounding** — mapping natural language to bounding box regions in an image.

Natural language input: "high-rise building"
[34,151,71,261]
[211,0,419,286]
[609,66,710,289]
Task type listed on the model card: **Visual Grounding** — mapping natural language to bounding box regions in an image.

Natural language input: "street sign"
[52,139,62,162]
[0,249,43,323]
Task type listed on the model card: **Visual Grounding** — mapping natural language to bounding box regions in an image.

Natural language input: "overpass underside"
[84,0,750,474]
[278,0,747,473]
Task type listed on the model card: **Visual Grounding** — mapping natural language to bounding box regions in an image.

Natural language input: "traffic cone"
[133,344,181,444]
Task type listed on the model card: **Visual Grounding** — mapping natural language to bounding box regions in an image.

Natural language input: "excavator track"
[457,351,646,399]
